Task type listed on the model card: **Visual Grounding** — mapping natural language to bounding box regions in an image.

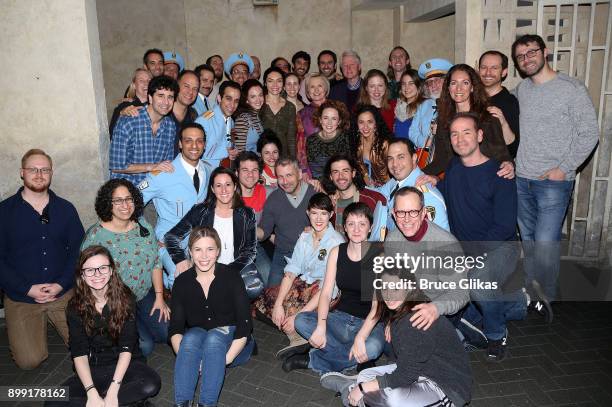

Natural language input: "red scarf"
[243,183,266,213]
[406,219,428,242]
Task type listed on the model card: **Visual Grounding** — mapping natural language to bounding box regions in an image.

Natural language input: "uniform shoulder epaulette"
[202,110,215,119]
[417,184,430,193]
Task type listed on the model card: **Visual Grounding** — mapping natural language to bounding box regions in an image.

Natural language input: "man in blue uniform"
[138,123,210,287]
[373,138,448,233]
[195,81,241,168]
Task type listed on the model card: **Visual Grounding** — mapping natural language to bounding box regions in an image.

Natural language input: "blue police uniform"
[139,154,211,287]
[372,166,449,233]
[195,104,232,168]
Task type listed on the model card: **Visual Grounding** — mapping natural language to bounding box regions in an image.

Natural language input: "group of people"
[0,33,599,407]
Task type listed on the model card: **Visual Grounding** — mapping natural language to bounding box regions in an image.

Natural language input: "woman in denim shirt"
[254,193,344,359]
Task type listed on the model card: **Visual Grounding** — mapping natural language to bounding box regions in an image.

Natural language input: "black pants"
[45,359,160,406]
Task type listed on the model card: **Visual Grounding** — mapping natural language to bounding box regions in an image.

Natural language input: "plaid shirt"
[109,107,176,185]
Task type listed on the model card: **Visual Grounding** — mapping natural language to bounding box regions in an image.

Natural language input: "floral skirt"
[254,278,320,319]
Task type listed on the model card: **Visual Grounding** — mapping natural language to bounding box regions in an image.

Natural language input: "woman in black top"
[170,226,254,407]
[109,68,151,139]
[320,270,472,407]
[165,167,263,299]
[46,245,160,407]
[290,203,385,374]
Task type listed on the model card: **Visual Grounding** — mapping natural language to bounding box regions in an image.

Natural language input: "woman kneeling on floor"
[169,227,254,407]
[46,245,160,407]
[320,269,473,407]
[287,202,386,373]
[254,193,345,359]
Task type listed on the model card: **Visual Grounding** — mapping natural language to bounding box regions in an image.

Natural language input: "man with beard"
[257,158,316,287]
[0,149,84,369]
[139,123,210,287]
[511,34,598,309]
[195,81,241,168]
[193,64,217,115]
[317,50,341,87]
[478,50,519,158]
[418,58,452,100]
[206,54,224,104]
[110,75,179,186]
[322,154,387,240]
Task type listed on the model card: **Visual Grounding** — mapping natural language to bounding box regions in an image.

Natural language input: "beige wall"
[0,0,107,225]
[401,14,456,67]
[97,0,187,120]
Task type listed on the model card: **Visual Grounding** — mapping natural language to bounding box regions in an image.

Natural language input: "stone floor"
[1,301,612,406]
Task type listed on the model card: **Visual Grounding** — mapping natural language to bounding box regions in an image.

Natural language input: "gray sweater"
[514,73,599,180]
[260,183,316,253]
[385,221,469,316]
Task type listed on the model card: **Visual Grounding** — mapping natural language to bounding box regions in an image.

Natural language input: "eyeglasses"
[82,265,112,277]
[394,207,423,218]
[23,167,52,175]
[515,48,542,62]
[111,197,134,206]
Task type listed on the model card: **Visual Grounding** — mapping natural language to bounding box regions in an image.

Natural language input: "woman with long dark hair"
[420,64,513,180]
[170,226,254,407]
[319,270,472,407]
[47,246,160,406]
[232,79,265,152]
[165,167,264,299]
[260,67,297,156]
[349,104,392,187]
[393,69,437,149]
[83,179,169,357]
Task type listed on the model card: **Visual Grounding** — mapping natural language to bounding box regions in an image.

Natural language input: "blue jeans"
[136,288,169,357]
[294,310,385,374]
[464,242,526,340]
[517,177,574,300]
[268,247,293,287]
[174,326,254,406]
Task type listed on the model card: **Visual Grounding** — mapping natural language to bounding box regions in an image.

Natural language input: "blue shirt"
[109,106,176,185]
[139,154,210,242]
[441,157,517,242]
[372,166,449,232]
[195,104,233,168]
[284,224,345,285]
[0,188,84,303]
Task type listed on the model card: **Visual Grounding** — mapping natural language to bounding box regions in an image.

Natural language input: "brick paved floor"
[1,301,611,406]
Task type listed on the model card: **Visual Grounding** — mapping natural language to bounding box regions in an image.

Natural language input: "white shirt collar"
[180,155,200,178]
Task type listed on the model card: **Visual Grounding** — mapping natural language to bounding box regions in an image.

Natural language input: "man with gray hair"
[329,50,362,112]
[257,158,316,287]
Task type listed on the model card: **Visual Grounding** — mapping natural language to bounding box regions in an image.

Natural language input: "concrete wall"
[401,14,456,67]
[0,0,108,225]
[96,0,187,119]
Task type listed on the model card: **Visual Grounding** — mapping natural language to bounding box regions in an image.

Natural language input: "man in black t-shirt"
[479,50,520,157]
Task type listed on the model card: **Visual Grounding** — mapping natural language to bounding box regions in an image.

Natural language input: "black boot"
[174,402,190,407]
[282,352,310,372]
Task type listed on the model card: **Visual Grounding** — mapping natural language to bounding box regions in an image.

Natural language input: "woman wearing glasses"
[82,179,169,357]
[46,245,160,406]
